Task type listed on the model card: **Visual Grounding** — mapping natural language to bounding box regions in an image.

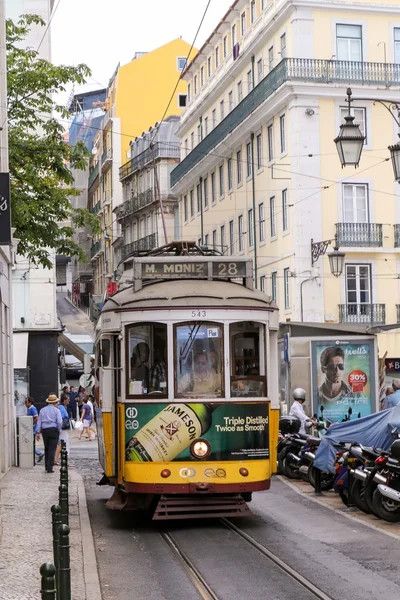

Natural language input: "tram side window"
[175,322,223,398]
[127,324,167,396]
[230,322,266,397]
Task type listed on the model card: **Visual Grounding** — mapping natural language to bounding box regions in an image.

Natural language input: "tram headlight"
[239,468,249,477]
[190,439,211,460]
[161,469,171,478]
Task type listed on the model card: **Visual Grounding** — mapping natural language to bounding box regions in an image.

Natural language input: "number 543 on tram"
[95,243,280,519]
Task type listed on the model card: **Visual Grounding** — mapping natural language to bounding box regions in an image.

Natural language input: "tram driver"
[179,350,221,396]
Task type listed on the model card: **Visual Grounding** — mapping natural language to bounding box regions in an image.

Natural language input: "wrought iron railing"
[119,142,180,181]
[116,189,154,220]
[394,224,400,248]
[171,57,400,187]
[90,201,101,215]
[339,303,386,325]
[88,163,99,187]
[90,240,103,259]
[121,233,158,261]
[336,223,382,247]
[101,148,112,167]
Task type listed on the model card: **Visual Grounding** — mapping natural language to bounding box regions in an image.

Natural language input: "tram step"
[153,494,253,520]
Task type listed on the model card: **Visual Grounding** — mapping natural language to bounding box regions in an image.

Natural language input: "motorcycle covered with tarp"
[313,405,400,474]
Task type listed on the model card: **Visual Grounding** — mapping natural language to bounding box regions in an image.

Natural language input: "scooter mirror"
[348,407,353,416]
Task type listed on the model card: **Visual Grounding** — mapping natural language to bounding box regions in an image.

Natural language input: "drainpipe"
[199,176,203,244]
[250,132,257,287]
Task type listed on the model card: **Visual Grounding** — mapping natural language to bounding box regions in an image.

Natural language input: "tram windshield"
[175,323,223,398]
[230,322,266,397]
[127,323,167,397]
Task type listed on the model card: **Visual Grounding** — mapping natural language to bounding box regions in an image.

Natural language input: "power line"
[150,0,213,145]
[37,0,62,52]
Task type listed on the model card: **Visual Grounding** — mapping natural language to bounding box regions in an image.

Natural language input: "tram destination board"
[142,260,247,279]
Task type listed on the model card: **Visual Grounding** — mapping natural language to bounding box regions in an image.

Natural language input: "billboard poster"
[311,339,375,422]
[125,402,269,463]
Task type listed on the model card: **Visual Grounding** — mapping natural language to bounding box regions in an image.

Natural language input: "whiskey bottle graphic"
[126,403,215,462]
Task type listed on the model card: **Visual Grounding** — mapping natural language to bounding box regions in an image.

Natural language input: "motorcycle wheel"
[351,479,370,514]
[364,482,380,518]
[338,488,349,507]
[282,453,302,479]
[277,448,287,476]
[372,488,400,522]
[308,465,335,491]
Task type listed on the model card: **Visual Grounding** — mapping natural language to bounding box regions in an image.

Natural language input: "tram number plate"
[212,262,246,277]
[191,310,207,318]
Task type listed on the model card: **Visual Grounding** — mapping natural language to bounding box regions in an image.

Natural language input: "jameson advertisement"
[311,339,375,422]
[125,402,269,462]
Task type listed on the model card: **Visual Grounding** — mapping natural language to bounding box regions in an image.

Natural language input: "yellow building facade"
[171,0,400,357]
[89,38,194,295]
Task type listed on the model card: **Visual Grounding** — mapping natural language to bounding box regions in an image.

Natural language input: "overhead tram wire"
[37,0,62,52]
[149,0,213,146]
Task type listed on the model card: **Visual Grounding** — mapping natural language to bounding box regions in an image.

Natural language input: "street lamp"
[334,88,365,168]
[311,235,345,278]
[335,87,400,182]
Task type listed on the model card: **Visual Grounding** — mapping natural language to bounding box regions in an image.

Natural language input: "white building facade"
[0,0,14,475]
[172,0,400,357]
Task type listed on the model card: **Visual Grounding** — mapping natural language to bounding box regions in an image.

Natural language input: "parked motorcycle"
[371,438,400,522]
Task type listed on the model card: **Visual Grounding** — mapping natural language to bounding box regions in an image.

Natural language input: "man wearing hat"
[36,394,62,473]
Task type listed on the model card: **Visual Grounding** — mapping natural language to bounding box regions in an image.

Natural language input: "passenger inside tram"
[178,350,222,396]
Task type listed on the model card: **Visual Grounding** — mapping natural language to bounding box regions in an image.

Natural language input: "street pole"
[250,133,257,287]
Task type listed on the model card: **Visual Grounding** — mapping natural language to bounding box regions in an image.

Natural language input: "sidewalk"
[0,463,101,600]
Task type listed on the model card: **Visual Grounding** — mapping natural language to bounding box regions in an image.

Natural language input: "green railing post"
[58,524,71,600]
[58,484,69,526]
[40,563,56,600]
[51,505,62,600]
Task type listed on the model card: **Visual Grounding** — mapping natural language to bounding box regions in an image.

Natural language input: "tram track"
[219,518,334,600]
[160,519,334,600]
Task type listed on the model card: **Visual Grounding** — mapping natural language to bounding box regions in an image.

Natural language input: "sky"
[50,0,233,106]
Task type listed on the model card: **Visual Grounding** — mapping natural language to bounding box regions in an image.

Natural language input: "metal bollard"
[51,505,62,600]
[314,467,322,495]
[58,524,71,600]
[58,484,69,526]
[60,449,67,469]
[40,563,57,600]
[60,466,68,488]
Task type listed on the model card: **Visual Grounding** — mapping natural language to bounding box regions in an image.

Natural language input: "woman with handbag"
[55,395,70,464]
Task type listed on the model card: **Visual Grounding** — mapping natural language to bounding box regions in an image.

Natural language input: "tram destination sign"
[142,260,247,279]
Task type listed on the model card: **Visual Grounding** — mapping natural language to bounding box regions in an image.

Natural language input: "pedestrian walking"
[36,394,62,473]
[25,397,44,463]
[55,395,71,465]
[77,385,85,417]
[79,397,96,441]
[67,385,79,421]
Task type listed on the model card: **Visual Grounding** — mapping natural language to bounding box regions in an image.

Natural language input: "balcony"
[90,201,101,215]
[90,240,104,260]
[336,223,382,247]
[119,141,180,181]
[394,225,400,248]
[121,233,158,261]
[88,163,99,187]
[116,189,154,221]
[101,148,112,172]
[171,57,400,188]
[339,303,386,325]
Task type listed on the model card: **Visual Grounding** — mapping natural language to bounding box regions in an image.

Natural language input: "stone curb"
[70,469,102,600]
[64,295,92,321]
[277,474,400,541]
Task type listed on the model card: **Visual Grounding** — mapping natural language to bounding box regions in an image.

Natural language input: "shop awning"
[58,332,85,363]
[13,332,29,369]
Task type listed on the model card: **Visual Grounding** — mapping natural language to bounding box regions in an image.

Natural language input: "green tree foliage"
[6,15,101,268]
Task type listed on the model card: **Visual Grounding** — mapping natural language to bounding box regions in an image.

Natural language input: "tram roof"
[102,279,277,312]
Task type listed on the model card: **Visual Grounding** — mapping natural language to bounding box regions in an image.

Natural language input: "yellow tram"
[95,242,280,519]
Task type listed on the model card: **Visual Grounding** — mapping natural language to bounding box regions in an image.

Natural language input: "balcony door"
[343,184,368,223]
[336,24,362,62]
[345,264,371,321]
